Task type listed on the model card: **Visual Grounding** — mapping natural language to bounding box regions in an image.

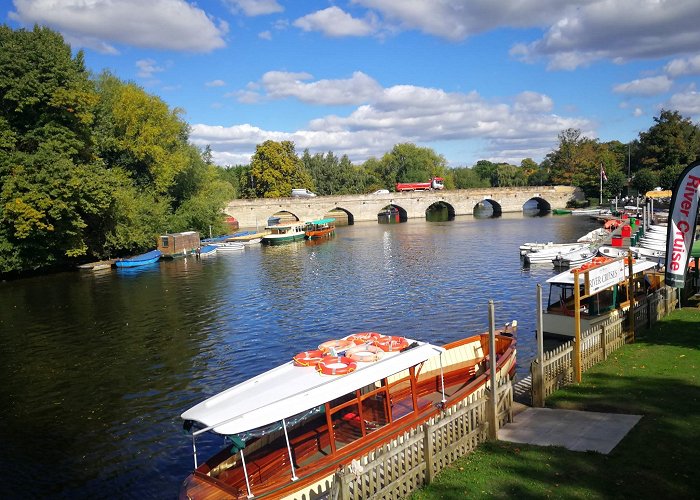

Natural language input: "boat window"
[361,394,389,434]
[389,379,414,420]
[331,403,363,450]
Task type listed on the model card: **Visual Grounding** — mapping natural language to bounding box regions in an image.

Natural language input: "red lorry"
[395,177,445,192]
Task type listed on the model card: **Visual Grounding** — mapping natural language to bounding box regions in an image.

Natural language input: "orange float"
[292,350,325,367]
[318,339,355,353]
[373,335,409,352]
[346,344,384,363]
[344,331,383,344]
[316,356,357,375]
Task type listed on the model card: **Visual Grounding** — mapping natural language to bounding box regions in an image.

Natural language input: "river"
[0,213,600,498]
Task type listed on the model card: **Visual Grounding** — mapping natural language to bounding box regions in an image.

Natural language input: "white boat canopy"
[546,260,657,286]
[181,340,444,436]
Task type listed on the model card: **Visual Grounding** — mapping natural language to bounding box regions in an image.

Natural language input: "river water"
[0,213,599,498]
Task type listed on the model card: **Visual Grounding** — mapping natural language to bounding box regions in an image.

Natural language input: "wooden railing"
[331,377,512,499]
[531,286,678,404]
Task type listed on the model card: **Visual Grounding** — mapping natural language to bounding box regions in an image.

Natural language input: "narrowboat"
[179,324,517,499]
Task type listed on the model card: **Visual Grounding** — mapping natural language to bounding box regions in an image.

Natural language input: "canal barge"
[304,217,335,239]
[179,326,517,499]
[261,222,307,245]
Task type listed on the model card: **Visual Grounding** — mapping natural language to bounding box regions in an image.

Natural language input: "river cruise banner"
[665,159,700,287]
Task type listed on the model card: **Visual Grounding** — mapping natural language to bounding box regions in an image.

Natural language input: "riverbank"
[413,307,700,499]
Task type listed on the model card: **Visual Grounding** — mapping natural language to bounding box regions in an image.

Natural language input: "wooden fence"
[531,285,678,404]
[331,377,512,500]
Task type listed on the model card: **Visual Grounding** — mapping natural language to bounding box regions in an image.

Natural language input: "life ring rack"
[345,344,384,363]
[293,349,325,367]
[344,331,383,345]
[373,335,409,352]
[316,356,357,375]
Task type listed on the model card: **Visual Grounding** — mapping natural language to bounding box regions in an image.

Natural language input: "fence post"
[487,300,498,439]
[423,424,434,484]
[533,284,545,407]
[601,324,607,361]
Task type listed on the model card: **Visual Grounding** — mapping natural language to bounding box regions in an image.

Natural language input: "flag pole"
[599,162,603,205]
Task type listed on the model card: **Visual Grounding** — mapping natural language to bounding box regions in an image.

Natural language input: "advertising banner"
[665,160,700,287]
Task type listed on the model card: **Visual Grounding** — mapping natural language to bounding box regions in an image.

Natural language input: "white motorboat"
[523,243,586,265]
[577,227,609,243]
[520,241,579,255]
[598,246,635,259]
[214,241,245,252]
[552,247,596,268]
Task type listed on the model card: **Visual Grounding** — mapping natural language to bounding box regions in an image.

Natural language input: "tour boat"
[179,325,517,499]
[543,259,658,338]
[261,222,307,245]
[304,218,336,239]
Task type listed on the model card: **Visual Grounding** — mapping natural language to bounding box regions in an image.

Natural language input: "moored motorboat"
[114,249,161,268]
[197,244,217,257]
[179,325,517,499]
[261,221,307,245]
[214,241,245,252]
[552,246,596,268]
[523,243,586,265]
[305,218,335,239]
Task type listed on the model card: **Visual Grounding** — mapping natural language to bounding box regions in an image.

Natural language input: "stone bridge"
[224,186,581,228]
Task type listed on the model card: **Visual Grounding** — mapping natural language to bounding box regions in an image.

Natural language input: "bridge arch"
[378,204,408,223]
[473,198,502,218]
[425,201,455,221]
[268,210,299,225]
[325,207,354,225]
[522,196,552,215]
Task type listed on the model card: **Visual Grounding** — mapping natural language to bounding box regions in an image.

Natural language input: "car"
[291,188,317,198]
[372,189,390,194]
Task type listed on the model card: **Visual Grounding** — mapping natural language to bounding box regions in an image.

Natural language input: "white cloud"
[206,80,226,87]
[193,77,591,166]
[666,84,700,117]
[223,0,283,16]
[136,59,164,79]
[249,71,383,105]
[294,7,375,37]
[633,107,644,117]
[258,30,272,40]
[9,0,228,53]
[508,0,700,70]
[613,76,672,96]
[665,55,700,77]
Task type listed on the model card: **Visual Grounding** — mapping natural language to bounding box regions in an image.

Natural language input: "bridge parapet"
[224,186,582,228]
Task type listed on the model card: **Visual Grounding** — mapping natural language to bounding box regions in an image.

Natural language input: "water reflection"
[0,213,601,498]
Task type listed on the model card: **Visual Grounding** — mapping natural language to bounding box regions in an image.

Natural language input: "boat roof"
[181,340,444,436]
[306,217,336,225]
[546,259,658,285]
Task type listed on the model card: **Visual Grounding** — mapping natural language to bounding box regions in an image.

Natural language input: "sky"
[4,0,700,168]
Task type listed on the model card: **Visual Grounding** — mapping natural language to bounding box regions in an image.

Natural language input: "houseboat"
[305,218,336,239]
[179,326,517,499]
[543,259,659,338]
[261,222,307,245]
[158,231,201,258]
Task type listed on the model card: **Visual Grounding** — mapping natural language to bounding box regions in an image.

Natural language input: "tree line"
[2,25,699,274]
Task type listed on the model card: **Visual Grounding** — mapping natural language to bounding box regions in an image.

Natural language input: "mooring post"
[533,284,545,407]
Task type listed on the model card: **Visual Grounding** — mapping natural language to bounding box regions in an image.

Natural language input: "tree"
[631,168,659,195]
[658,164,686,190]
[638,110,700,170]
[250,141,313,198]
[452,167,489,188]
[377,143,447,189]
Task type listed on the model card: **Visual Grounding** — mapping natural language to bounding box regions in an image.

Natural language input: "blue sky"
[5,0,700,167]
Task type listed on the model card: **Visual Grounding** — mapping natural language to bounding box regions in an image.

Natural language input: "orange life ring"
[346,344,384,363]
[318,339,355,353]
[373,335,409,352]
[293,349,325,367]
[316,356,357,375]
[344,331,383,344]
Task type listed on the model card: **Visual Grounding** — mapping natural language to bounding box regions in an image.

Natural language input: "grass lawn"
[412,308,700,499]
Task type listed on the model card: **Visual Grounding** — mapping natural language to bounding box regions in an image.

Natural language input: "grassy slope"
[413,308,700,499]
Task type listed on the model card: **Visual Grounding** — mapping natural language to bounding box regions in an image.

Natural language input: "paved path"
[499,407,642,454]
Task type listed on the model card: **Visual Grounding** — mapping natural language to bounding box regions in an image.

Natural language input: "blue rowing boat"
[115,250,162,268]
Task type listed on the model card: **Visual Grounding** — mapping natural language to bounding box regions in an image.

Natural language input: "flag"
[665,159,700,288]
[601,163,607,182]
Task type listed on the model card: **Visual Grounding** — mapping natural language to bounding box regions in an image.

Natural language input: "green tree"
[250,140,313,198]
[658,164,686,190]
[638,110,700,170]
[452,167,490,188]
[631,168,659,195]
[378,143,447,189]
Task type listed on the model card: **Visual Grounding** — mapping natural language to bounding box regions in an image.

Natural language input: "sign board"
[584,259,626,295]
[665,159,700,288]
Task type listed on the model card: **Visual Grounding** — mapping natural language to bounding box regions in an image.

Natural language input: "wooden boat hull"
[261,233,306,245]
[179,329,516,499]
[305,227,335,239]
